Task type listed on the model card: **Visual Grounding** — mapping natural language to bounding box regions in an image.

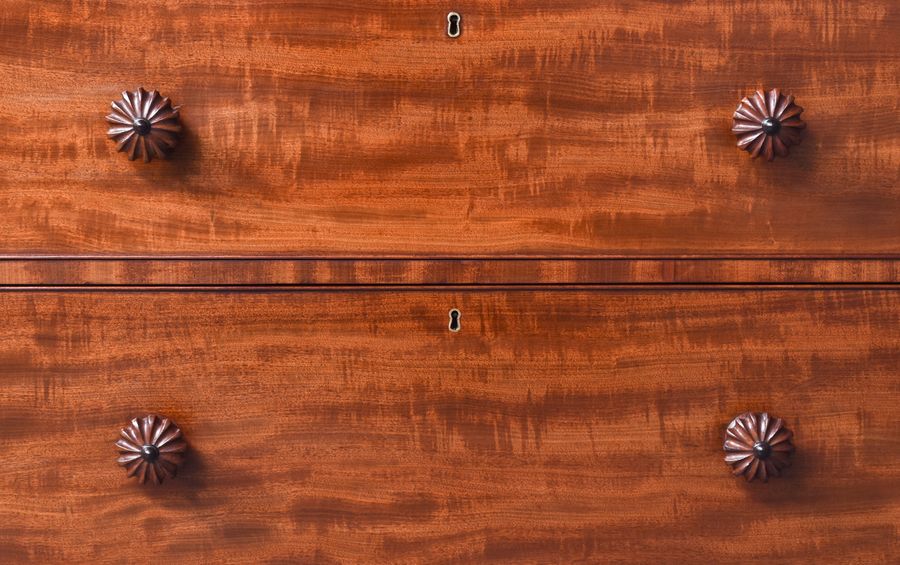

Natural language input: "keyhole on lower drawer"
[448,309,461,332]
[447,12,461,38]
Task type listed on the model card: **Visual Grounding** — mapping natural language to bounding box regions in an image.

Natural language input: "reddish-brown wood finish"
[0,1,898,257]
[1,290,898,563]
[1,258,900,285]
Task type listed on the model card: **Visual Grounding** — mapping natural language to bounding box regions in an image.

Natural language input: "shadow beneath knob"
[134,446,215,509]
[165,447,210,502]
[129,123,204,187]
[165,125,203,178]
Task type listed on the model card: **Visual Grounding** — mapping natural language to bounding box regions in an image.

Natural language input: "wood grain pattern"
[1,1,897,257]
[1,258,900,285]
[1,290,898,563]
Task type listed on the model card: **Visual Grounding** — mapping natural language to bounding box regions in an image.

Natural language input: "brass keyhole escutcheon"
[447,12,461,38]
[448,309,461,332]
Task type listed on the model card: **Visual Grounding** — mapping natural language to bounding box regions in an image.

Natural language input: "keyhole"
[447,12,461,38]
[448,309,461,332]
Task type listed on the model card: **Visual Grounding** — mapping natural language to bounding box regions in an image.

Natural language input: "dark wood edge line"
[0,282,899,287]
[2,255,900,261]
[1,285,898,292]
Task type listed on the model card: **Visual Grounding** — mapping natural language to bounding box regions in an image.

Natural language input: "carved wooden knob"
[732,89,806,161]
[723,412,794,482]
[116,414,187,484]
[106,88,182,162]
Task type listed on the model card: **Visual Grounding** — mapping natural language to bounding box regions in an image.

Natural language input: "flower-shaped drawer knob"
[732,89,806,161]
[106,88,182,162]
[115,414,187,484]
[723,412,794,482]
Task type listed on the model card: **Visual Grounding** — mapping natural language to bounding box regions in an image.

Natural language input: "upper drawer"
[1,1,897,257]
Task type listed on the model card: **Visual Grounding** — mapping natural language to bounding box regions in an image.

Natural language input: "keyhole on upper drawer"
[448,309,461,332]
[447,12,461,38]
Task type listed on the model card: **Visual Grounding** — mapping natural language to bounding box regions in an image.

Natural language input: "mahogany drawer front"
[1,290,898,563]
[1,2,898,257]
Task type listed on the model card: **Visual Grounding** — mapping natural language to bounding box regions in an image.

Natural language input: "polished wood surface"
[1,1,897,257]
[1,290,898,563]
[1,258,900,285]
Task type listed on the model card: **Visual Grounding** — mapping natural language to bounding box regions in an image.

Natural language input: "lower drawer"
[1,290,898,563]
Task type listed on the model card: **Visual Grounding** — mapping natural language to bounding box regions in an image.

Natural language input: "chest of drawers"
[0,1,898,564]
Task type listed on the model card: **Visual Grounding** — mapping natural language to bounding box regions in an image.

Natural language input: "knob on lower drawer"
[115,414,187,484]
[723,412,794,482]
[106,88,182,162]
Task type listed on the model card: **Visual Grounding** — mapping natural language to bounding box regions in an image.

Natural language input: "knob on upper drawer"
[115,414,187,484]
[732,89,806,161]
[723,412,794,482]
[106,88,182,162]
